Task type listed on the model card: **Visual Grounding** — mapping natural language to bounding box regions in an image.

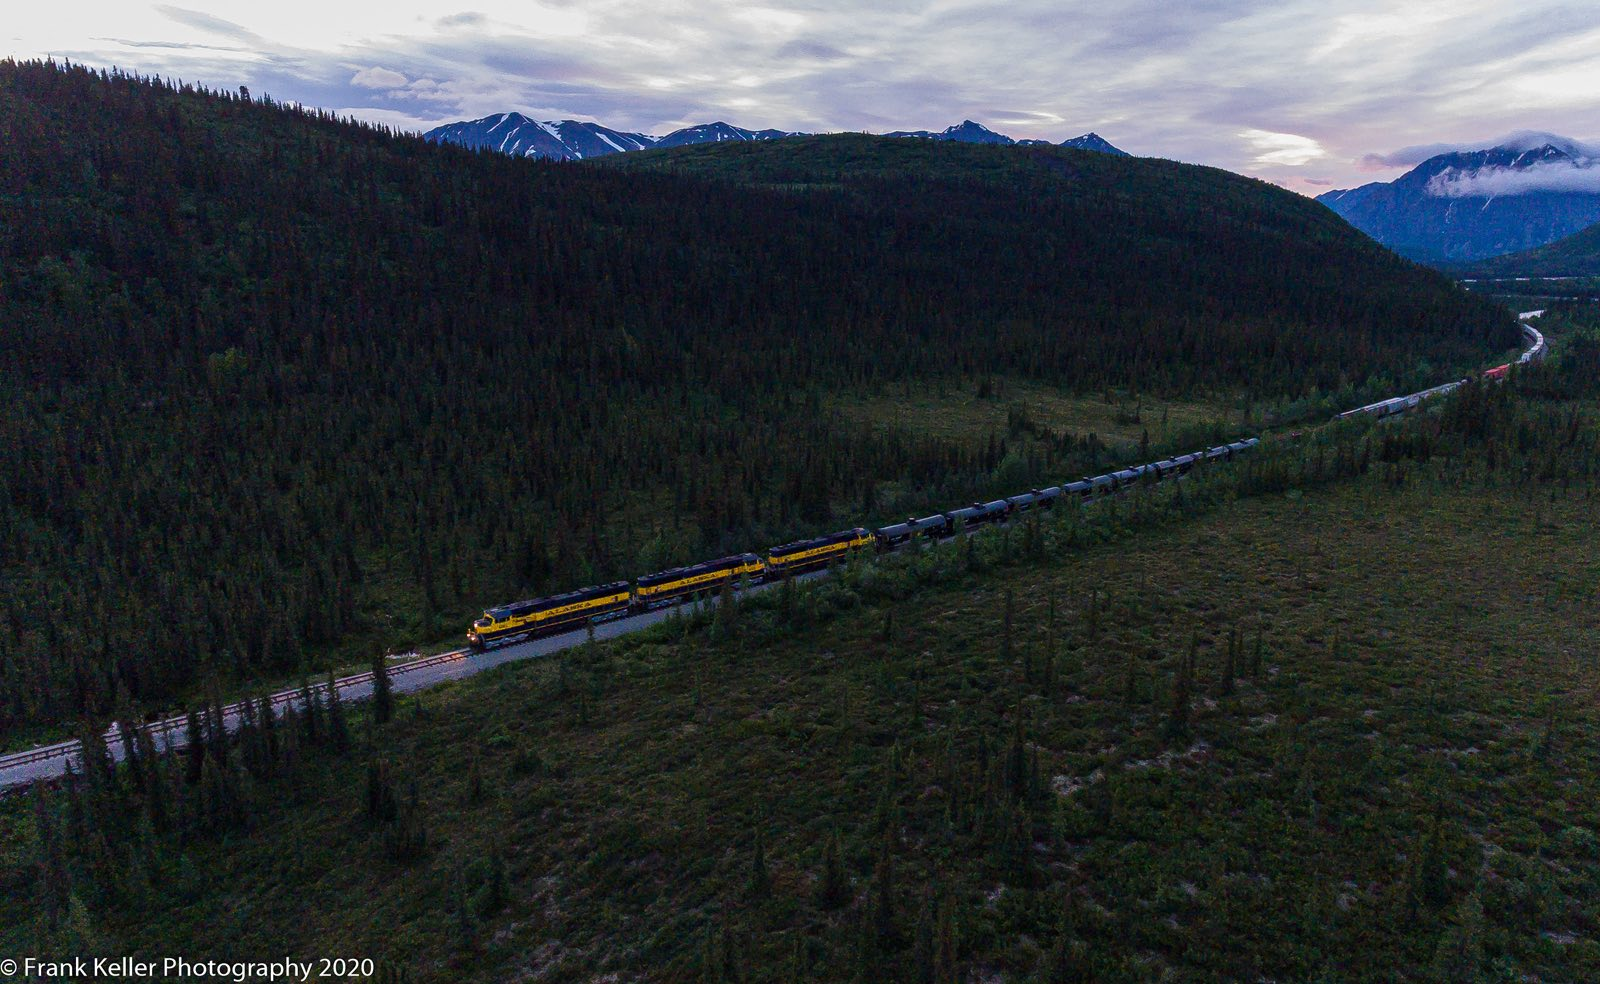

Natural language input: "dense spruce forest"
[13,312,1600,979]
[0,60,1513,731]
[1467,218,1600,277]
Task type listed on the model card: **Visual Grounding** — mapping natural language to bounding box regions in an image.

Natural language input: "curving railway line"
[0,314,1549,795]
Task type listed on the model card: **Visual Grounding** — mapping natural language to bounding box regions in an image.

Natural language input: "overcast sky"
[9,1,1600,194]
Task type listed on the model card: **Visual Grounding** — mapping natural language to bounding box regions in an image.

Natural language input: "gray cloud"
[15,0,1600,193]
[437,13,488,29]
[1362,143,1478,169]
[1364,131,1600,169]
[775,39,847,61]
[153,6,262,44]
[351,67,408,90]
[96,38,250,53]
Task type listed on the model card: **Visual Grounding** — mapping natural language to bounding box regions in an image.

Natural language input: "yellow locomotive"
[467,581,631,648]
[634,553,765,607]
[763,527,873,575]
[466,529,874,650]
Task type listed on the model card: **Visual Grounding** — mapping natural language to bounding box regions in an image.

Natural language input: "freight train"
[470,316,1548,650]
[466,438,1261,649]
[1334,321,1547,422]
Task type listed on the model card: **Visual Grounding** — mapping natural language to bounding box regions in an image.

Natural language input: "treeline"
[25,658,432,973]
[0,59,1513,730]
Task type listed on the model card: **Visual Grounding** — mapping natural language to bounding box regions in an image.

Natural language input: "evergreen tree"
[1430,892,1488,983]
[908,887,936,983]
[715,577,739,639]
[371,651,393,726]
[1221,627,1238,696]
[700,921,721,983]
[818,827,848,910]
[747,823,771,899]
[1001,587,1015,665]
[784,934,806,984]
[112,706,143,794]
[31,785,70,927]
[452,864,476,948]
[299,676,321,745]
[139,731,172,835]
[1045,590,1059,692]
[381,779,429,862]
[464,754,487,805]
[1165,639,1194,742]
[365,760,397,823]
[258,696,280,766]
[181,707,206,784]
[1044,893,1092,983]
[933,888,959,984]
[476,844,507,917]
[205,691,228,765]
[872,829,898,947]
[1005,708,1029,802]
[325,672,350,752]
[77,719,117,801]
[1414,818,1451,911]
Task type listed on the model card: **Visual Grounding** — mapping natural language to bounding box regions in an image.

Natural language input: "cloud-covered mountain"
[424,114,1126,161]
[1319,133,1600,264]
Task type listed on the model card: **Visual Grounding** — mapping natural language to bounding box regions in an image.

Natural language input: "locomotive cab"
[468,614,495,649]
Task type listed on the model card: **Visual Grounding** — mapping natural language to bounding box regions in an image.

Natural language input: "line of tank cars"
[1334,321,1547,421]
[466,438,1261,648]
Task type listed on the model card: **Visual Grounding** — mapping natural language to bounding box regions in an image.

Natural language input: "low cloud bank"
[1426,159,1600,198]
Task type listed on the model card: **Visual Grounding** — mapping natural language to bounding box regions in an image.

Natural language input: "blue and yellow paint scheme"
[765,527,874,576]
[467,580,632,649]
[635,553,764,607]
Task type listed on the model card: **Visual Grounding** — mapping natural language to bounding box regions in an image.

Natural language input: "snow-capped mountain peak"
[1060,132,1130,156]
[940,120,1013,144]
[423,114,659,160]
[424,114,1130,161]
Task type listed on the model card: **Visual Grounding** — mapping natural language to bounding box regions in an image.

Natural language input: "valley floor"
[8,450,1598,982]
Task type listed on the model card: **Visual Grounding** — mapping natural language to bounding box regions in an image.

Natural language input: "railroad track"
[0,314,1549,794]
[0,649,472,784]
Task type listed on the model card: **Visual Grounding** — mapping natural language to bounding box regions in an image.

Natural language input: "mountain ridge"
[1466,217,1600,277]
[424,113,1128,161]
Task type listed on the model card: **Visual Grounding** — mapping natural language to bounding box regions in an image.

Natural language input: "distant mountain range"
[423,114,1127,162]
[1317,133,1600,264]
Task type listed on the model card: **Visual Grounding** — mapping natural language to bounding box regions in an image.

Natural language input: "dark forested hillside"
[1468,219,1600,277]
[0,60,1512,731]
